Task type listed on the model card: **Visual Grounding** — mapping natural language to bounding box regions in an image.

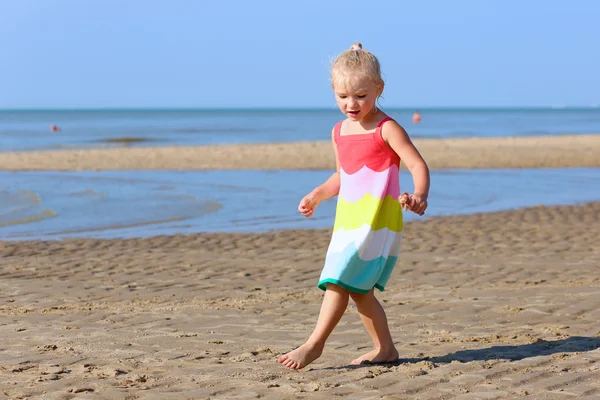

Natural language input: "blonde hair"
[331,43,384,94]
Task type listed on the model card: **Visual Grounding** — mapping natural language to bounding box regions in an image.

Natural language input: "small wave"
[97,136,154,143]
[13,210,218,237]
[0,190,42,209]
[0,208,57,227]
[0,190,45,223]
[38,216,191,235]
[0,190,58,227]
[175,127,257,134]
[174,126,294,134]
[196,199,222,215]
[69,189,107,198]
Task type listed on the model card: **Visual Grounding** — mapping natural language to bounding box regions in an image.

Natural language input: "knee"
[350,290,373,304]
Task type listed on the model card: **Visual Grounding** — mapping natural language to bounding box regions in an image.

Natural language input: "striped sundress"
[318,117,403,294]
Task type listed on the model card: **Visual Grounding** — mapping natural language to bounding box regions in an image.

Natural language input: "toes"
[283,358,295,368]
[278,355,288,363]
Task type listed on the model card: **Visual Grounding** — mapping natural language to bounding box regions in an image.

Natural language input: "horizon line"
[0,105,598,112]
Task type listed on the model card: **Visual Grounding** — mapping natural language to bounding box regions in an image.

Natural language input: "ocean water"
[1,108,600,152]
[2,108,599,240]
[1,168,599,241]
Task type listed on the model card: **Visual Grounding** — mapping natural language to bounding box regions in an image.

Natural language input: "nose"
[348,98,358,108]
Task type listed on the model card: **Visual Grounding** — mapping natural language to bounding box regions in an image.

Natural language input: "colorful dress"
[318,117,403,294]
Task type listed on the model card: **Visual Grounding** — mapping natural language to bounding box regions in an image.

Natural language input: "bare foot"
[278,342,323,370]
[351,347,399,365]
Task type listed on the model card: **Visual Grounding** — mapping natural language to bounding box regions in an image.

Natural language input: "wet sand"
[1,134,600,170]
[2,202,600,399]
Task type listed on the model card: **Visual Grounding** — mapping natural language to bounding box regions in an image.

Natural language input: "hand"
[398,192,428,216]
[298,192,321,217]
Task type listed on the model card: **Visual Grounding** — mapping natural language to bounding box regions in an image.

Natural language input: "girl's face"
[333,73,381,122]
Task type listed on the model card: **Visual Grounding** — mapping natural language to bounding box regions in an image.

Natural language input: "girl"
[278,43,430,370]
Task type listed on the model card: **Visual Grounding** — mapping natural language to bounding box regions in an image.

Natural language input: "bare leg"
[349,289,399,365]
[278,283,349,369]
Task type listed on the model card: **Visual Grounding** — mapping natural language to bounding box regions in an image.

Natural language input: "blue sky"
[1,0,599,109]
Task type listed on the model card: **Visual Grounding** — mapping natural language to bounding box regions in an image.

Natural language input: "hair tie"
[350,44,362,52]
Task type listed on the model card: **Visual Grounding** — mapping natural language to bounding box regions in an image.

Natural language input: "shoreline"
[1,200,599,245]
[2,202,600,398]
[0,134,599,170]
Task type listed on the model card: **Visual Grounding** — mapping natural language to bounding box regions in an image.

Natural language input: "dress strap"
[375,116,393,141]
[377,116,393,128]
[374,117,399,158]
[333,121,343,144]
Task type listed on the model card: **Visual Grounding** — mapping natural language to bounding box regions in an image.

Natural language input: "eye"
[338,95,347,99]
[357,94,367,99]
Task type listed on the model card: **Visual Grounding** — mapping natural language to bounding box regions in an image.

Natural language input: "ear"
[377,82,384,97]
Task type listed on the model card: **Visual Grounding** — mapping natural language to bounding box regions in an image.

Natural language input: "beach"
[2,134,600,399]
[3,0,600,395]
[1,134,600,170]
[2,202,600,398]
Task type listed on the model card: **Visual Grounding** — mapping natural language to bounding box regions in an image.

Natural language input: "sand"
[1,134,600,170]
[2,202,600,399]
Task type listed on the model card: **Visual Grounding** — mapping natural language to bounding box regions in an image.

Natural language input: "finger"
[409,195,419,206]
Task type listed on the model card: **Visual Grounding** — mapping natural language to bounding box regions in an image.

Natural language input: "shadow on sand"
[322,336,600,370]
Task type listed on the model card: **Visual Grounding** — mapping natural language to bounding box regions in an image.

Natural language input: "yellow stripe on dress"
[333,194,403,233]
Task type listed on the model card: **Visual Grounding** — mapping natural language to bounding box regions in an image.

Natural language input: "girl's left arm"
[382,120,430,201]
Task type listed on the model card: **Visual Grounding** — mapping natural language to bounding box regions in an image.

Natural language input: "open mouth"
[348,110,360,117]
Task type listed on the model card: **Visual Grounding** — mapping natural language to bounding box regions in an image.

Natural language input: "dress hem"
[317,278,385,294]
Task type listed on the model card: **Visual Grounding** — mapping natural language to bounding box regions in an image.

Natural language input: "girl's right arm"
[298,128,340,217]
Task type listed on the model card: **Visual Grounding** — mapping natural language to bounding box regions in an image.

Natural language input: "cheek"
[358,98,371,107]
[364,97,377,106]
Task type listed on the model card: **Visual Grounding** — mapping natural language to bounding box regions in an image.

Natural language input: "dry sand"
[1,134,600,170]
[2,202,600,399]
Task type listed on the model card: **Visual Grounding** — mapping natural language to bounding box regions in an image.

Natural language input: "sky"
[1,0,599,109]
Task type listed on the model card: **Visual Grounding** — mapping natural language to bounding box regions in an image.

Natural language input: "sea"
[1,108,599,240]
[2,108,600,152]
